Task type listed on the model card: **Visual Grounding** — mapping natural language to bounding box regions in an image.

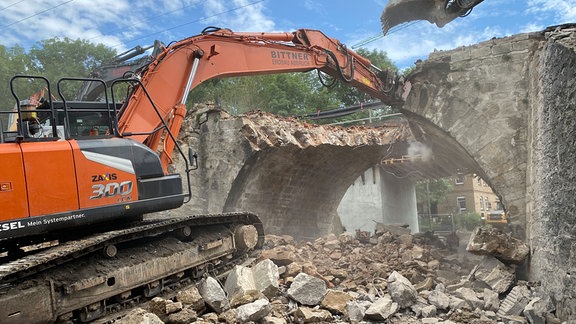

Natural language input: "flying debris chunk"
[381,0,485,35]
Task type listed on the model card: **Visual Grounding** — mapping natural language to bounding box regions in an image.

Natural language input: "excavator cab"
[0,75,189,246]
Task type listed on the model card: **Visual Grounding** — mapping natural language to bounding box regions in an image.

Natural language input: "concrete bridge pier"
[381,171,418,232]
[337,166,419,234]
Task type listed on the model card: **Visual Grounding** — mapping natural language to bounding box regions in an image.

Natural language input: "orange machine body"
[0,134,182,242]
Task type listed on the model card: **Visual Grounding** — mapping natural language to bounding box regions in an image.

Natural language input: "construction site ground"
[110,224,550,324]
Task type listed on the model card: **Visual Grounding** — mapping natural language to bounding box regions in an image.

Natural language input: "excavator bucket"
[381,0,485,35]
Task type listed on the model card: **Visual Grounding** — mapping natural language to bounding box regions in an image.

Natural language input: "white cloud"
[0,0,133,49]
[527,0,576,23]
[201,0,274,32]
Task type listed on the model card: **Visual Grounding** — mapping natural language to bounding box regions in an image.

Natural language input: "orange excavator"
[0,27,404,323]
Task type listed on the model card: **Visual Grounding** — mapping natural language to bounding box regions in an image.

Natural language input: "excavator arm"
[381,0,485,34]
[116,28,405,172]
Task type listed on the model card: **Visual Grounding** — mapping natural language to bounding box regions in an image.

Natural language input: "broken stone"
[377,232,395,246]
[428,289,450,310]
[320,289,353,315]
[262,316,287,324]
[449,296,467,310]
[253,258,280,298]
[175,286,205,311]
[284,262,302,278]
[328,268,348,280]
[201,312,219,322]
[410,296,429,317]
[398,233,414,246]
[224,265,257,299]
[260,245,298,266]
[411,245,425,259]
[364,295,400,321]
[500,315,529,323]
[287,272,327,305]
[484,310,498,321]
[148,297,169,316]
[218,309,237,323]
[166,307,198,324]
[236,298,272,322]
[265,234,295,247]
[346,300,366,322]
[322,237,341,251]
[466,226,530,264]
[454,287,483,309]
[498,285,531,317]
[115,228,555,324]
[294,306,333,323]
[119,308,164,324]
[427,259,440,270]
[483,288,500,312]
[523,297,547,324]
[198,276,230,313]
[375,222,411,236]
[387,271,418,308]
[421,305,437,317]
[229,290,266,308]
[148,297,181,316]
[165,301,183,315]
[470,255,516,293]
[414,276,434,291]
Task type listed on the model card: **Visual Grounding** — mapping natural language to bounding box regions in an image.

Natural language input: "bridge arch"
[401,31,540,236]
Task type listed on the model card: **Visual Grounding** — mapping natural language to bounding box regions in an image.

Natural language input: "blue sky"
[1,0,574,70]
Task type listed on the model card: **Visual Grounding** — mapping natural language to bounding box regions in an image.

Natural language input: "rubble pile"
[118,226,561,323]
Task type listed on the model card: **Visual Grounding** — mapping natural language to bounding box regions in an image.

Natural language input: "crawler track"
[0,212,264,324]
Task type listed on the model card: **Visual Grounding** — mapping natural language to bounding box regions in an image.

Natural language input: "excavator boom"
[381,0,485,34]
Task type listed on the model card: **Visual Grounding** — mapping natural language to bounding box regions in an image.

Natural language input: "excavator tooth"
[381,0,484,35]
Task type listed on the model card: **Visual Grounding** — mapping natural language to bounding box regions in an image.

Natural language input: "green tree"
[416,179,453,215]
[188,72,325,116]
[309,48,398,125]
[323,48,396,106]
[27,37,116,100]
[455,212,483,231]
[187,47,398,122]
[0,44,36,111]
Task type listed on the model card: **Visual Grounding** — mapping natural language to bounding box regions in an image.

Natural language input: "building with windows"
[435,173,501,218]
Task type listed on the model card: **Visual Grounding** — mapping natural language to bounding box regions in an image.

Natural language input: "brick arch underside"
[222,144,400,240]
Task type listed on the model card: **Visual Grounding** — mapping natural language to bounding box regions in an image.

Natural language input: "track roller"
[174,225,193,241]
[102,244,117,258]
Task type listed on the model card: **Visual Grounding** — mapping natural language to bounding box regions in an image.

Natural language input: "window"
[485,196,489,210]
[455,173,464,185]
[457,197,467,212]
[480,196,484,211]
